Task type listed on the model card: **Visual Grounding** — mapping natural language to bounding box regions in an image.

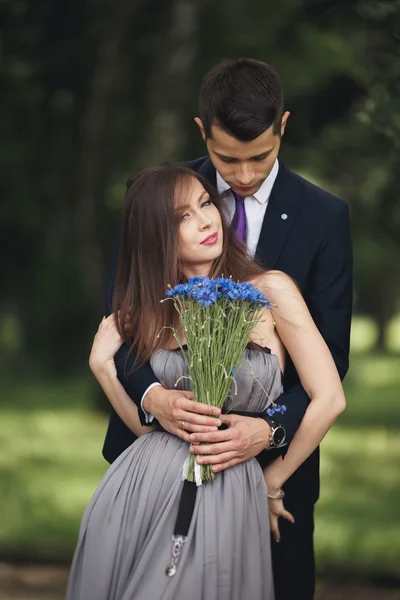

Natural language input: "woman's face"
[175,177,223,278]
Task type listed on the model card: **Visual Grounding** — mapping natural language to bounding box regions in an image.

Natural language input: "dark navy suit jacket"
[102,159,353,507]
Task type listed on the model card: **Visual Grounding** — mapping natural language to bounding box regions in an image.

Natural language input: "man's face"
[195,113,289,196]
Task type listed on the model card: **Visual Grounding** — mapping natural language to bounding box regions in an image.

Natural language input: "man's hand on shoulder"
[143,386,222,443]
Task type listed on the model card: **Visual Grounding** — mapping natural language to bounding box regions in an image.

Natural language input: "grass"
[0,378,108,562]
[316,353,400,579]
[315,315,400,579]
[0,316,399,580]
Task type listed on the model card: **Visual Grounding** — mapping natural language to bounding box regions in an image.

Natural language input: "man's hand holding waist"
[189,414,271,472]
[143,386,222,444]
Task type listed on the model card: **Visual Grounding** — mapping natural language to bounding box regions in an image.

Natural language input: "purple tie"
[232,192,247,243]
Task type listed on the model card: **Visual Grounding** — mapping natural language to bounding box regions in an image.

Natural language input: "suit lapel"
[198,157,217,187]
[256,163,303,269]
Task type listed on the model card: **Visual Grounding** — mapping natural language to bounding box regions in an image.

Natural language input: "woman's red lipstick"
[201,232,218,245]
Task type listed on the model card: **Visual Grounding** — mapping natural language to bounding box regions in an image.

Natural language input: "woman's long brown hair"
[113,164,266,368]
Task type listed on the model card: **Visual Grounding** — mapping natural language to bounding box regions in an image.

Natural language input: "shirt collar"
[216,158,279,204]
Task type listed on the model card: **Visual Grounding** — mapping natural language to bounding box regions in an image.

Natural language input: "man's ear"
[194,117,206,142]
[280,111,290,137]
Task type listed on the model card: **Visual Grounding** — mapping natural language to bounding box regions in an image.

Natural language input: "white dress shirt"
[141,159,280,421]
[217,158,279,256]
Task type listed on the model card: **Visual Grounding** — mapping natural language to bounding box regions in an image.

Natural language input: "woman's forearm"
[92,360,155,438]
[264,390,345,491]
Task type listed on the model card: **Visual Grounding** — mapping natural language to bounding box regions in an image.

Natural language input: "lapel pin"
[281,213,288,220]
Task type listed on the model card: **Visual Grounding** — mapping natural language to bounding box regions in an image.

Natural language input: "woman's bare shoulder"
[251,270,299,297]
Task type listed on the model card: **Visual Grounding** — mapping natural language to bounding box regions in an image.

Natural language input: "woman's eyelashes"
[201,199,212,208]
[179,199,212,221]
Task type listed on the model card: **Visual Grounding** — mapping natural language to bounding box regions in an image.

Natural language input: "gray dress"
[66,347,283,600]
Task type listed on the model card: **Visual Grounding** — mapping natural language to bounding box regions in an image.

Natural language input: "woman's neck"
[182,263,213,280]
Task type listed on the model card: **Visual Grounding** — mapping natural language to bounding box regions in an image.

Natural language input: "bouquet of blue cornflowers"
[163,276,273,484]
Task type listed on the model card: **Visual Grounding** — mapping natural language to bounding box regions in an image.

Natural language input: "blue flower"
[166,277,271,308]
[192,281,218,306]
[266,404,287,417]
[233,281,270,305]
[237,282,252,301]
[214,277,235,293]
[166,283,192,297]
[220,280,242,301]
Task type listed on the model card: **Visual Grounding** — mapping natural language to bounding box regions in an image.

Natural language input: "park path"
[0,563,399,600]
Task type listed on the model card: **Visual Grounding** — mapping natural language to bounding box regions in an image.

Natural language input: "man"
[103,58,353,599]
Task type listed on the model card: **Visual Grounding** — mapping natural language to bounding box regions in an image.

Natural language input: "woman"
[66,165,345,600]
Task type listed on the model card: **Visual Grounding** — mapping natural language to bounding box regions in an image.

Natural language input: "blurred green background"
[1,0,400,598]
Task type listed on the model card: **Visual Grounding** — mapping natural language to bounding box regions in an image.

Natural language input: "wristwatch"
[262,415,286,449]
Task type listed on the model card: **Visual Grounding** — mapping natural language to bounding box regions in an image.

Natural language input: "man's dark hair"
[199,58,284,141]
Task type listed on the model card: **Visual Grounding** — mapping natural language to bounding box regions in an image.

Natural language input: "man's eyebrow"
[214,149,273,160]
[251,149,273,159]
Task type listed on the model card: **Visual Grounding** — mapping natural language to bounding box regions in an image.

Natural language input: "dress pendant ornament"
[165,535,187,576]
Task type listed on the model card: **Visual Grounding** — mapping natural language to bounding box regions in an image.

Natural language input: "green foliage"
[0,376,107,563]
[0,317,400,576]
[317,353,400,577]
[2,0,400,378]
[1,0,399,592]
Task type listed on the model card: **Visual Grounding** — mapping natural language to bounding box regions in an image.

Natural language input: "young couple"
[66,59,353,600]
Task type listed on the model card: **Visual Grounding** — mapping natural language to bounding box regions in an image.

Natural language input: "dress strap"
[165,480,197,576]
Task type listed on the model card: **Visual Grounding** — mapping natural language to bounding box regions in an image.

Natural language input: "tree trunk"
[137,0,202,168]
[74,0,142,411]
[374,264,395,352]
[76,0,201,412]
[74,0,142,313]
